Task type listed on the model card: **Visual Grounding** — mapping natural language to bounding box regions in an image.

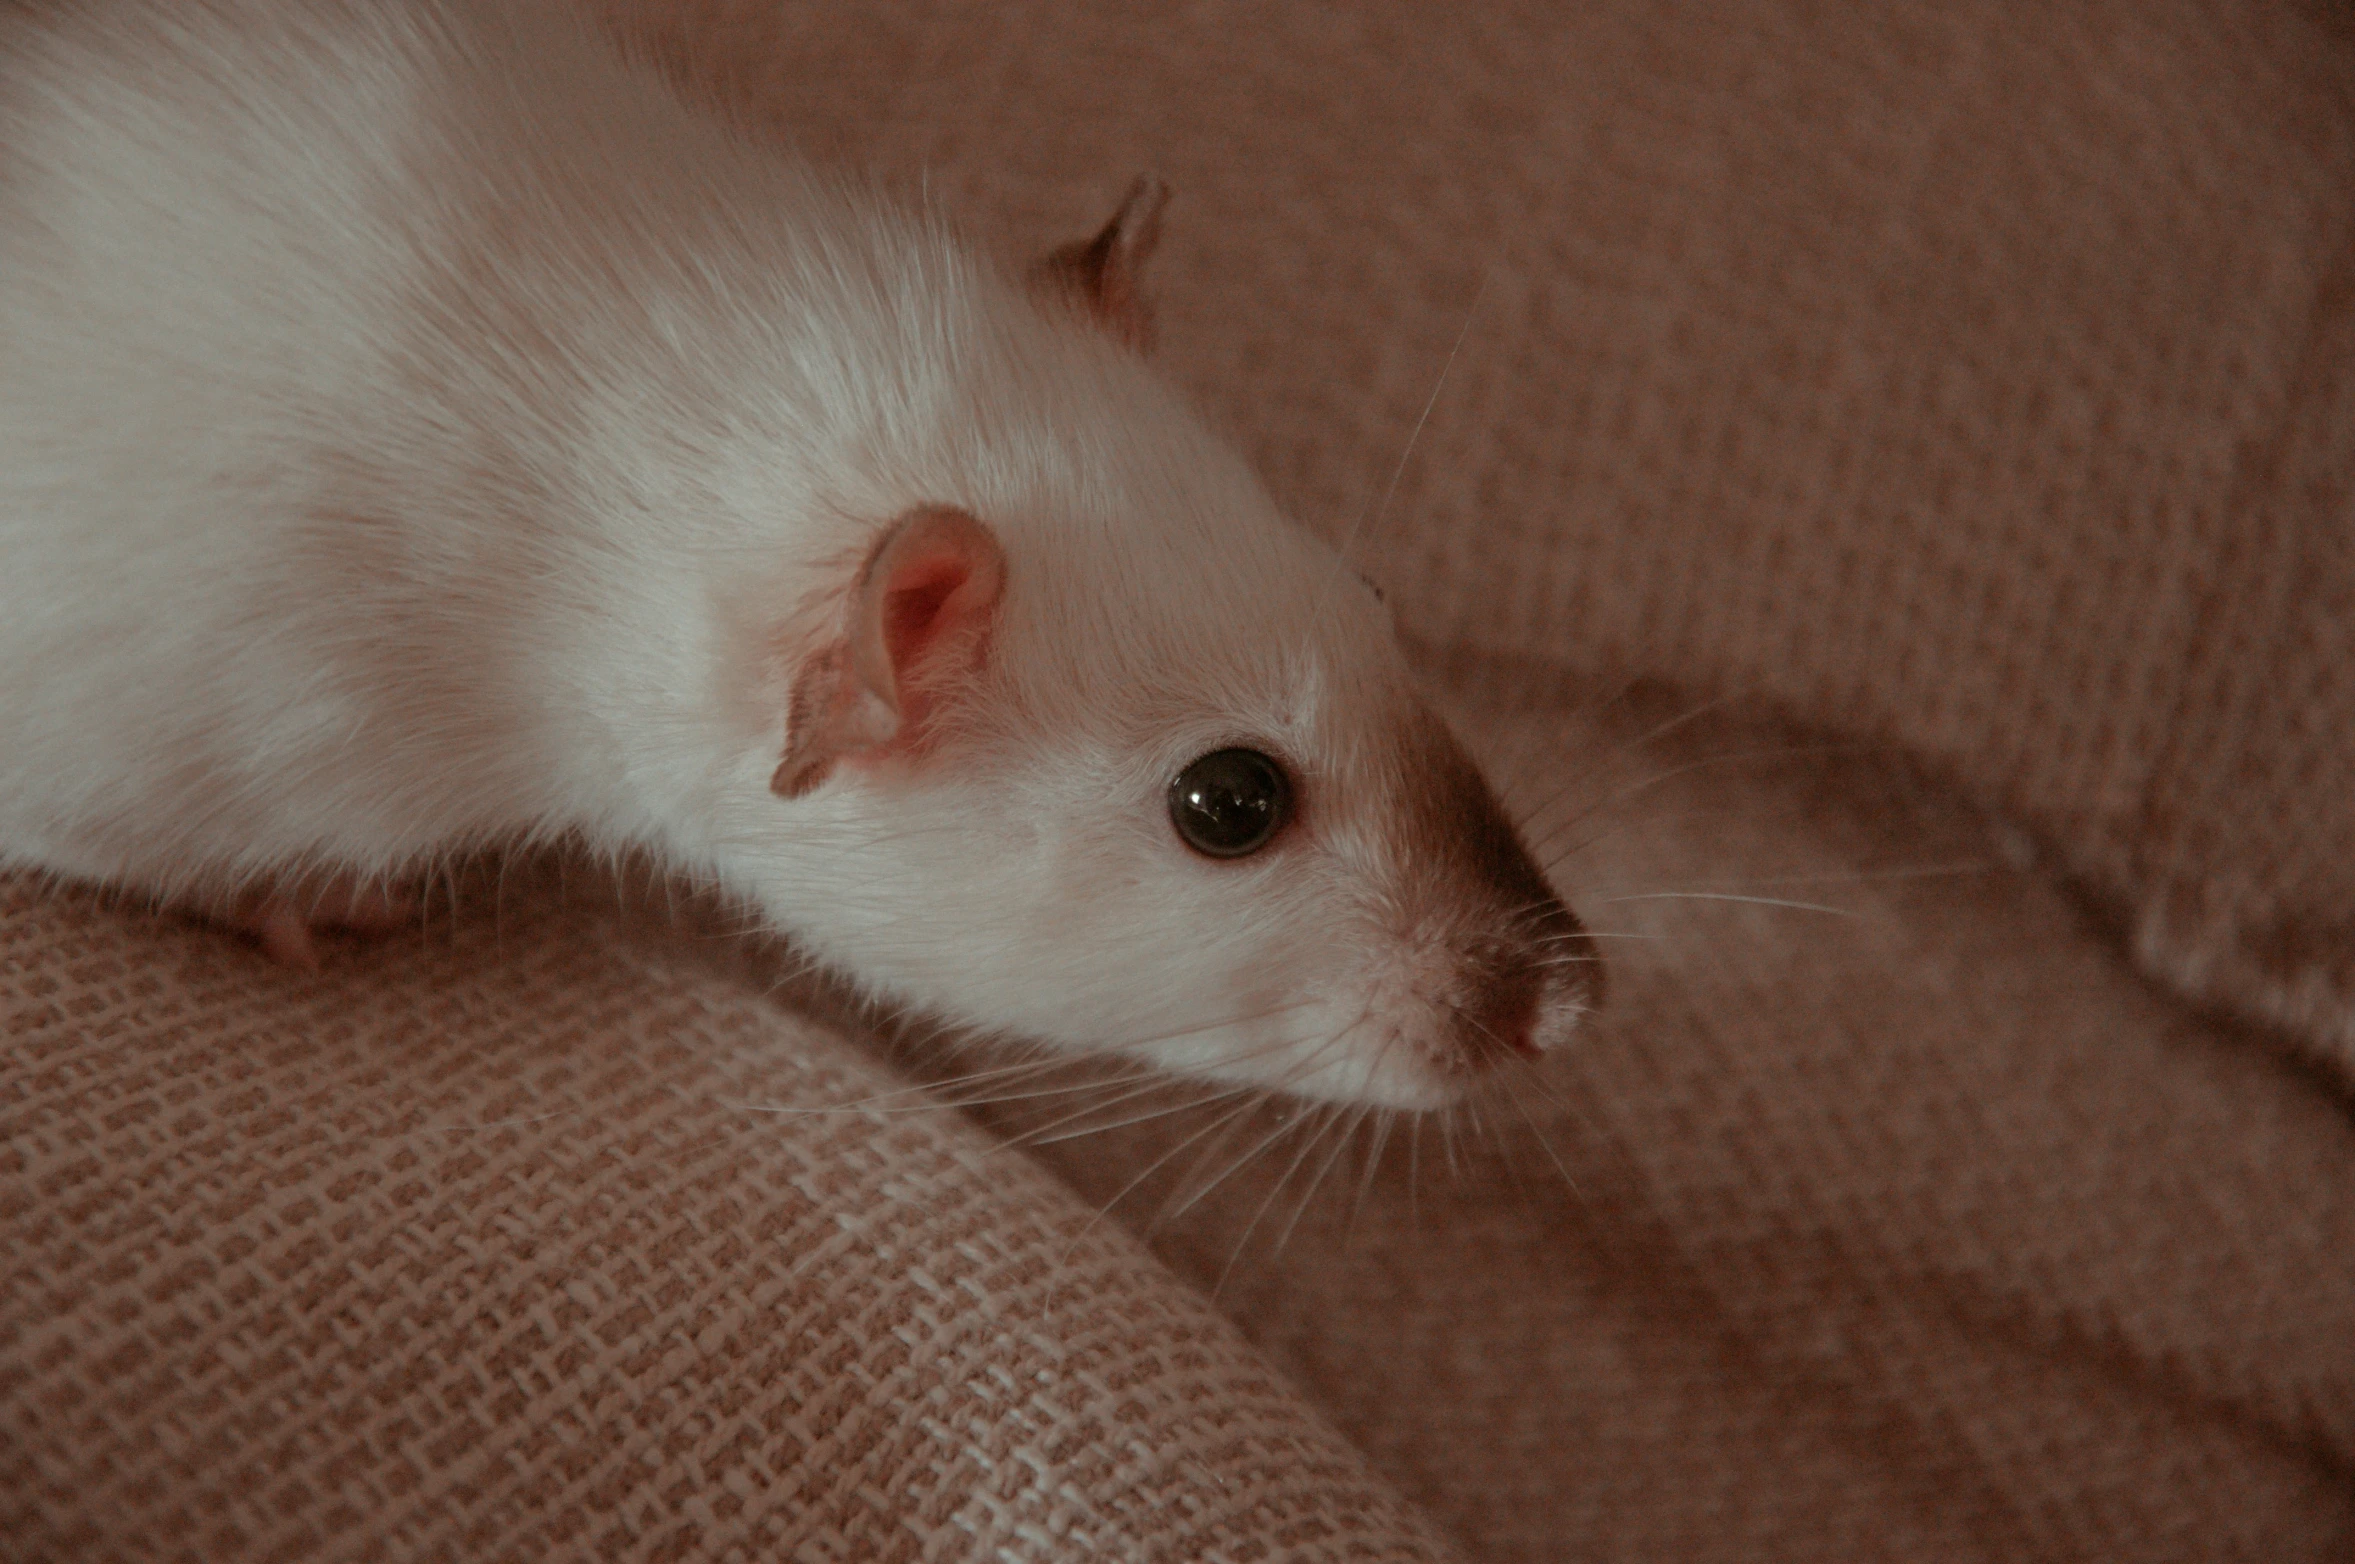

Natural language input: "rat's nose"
[1459,975,1542,1066]
[1532,899,1606,1019]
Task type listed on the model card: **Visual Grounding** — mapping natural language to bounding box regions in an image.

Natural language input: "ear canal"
[1030,174,1169,353]
[771,506,1006,800]
[849,506,1005,716]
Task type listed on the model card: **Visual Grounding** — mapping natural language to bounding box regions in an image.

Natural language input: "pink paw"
[221,873,420,970]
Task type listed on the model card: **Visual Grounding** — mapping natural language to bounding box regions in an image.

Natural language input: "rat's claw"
[221,873,420,968]
[246,898,324,970]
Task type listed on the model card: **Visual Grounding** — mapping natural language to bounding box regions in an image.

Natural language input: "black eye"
[1168,748,1293,859]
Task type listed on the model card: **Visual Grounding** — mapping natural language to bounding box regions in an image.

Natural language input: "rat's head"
[737,489,1601,1109]
[708,180,1600,1109]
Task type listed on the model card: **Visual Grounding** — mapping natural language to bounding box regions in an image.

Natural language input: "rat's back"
[0,0,816,890]
[0,0,474,883]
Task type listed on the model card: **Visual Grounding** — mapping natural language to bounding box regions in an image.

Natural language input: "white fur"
[0,0,1592,1108]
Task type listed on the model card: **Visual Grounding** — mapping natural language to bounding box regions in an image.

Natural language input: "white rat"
[0,0,1599,1109]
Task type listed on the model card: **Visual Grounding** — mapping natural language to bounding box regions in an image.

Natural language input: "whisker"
[1060,1089,1270,1267]
[1490,673,1649,816]
[936,1022,1323,1123]
[1523,741,1864,863]
[1347,1104,1397,1240]
[1268,1101,1365,1262]
[1018,1085,1249,1150]
[1531,955,1608,972]
[1581,861,1989,893]
[726,997,1327,1119]
[1542,929,1665,943]
[951,1065,1207,1119]
[1407,1113,1425,1231]
[1153,1100,1294,1234]
[1500,1072,1583,1203]
[1151,1012,1371,1233]
[1471,1089,1537,1210]
[1498,691,1738,840]
[1329,272,1490,576]
[1596,891,1858,917]
[719,1052,1076,1117]
[1214,1103,1341,1296]
[985,1066,1228,1150]
[1147,1093,1264,1211]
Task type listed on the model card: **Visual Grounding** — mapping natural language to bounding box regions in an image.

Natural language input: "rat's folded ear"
[1030,174,1169,353]
[771,506,1005,800]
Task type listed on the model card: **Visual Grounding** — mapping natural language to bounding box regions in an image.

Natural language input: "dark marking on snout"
[1401,709,1604,1061]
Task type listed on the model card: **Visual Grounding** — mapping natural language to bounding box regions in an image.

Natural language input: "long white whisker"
[1268,1101,1364,1262]
[1215,1103,1341,1295]
[1347,1105,1397,1240]
[1020,1086,1249,1150]
[1597,891,1858,917]
[1500,690,1736,831]
[1490,674,1650,815]
[1407,1113,1425,1231]
[986,1065,1236,1150]
[1500,1072,1582,1203]
[1524,741,1864,863]
[1151,1013,1371,1224]
[1061,1090,1270,1266]
[1162,1101,1313,1229]
[1339,274,1488,569]
[1581,861,1988,893]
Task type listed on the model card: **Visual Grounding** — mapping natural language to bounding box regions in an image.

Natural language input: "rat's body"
[0,0,1598,1108]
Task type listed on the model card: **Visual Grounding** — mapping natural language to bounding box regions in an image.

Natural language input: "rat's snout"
[1359,707,1609,1100]
[1448,894,1601,1071]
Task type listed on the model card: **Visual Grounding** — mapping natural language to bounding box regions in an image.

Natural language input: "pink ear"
[848,505,1005,721]
[1030,175,1169,353]
[772,507,1005,799]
